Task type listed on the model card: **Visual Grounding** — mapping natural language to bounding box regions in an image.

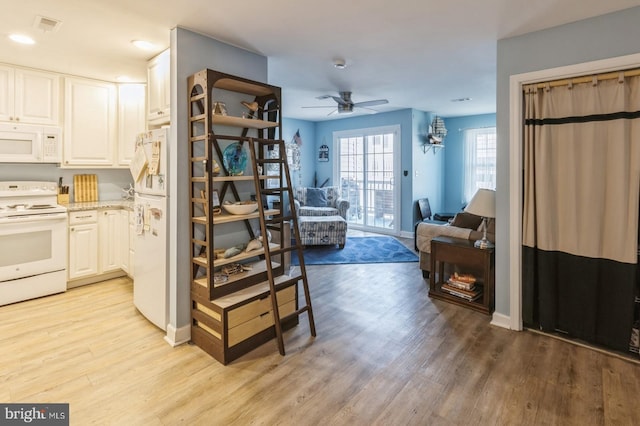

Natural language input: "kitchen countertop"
[66,199,134,212]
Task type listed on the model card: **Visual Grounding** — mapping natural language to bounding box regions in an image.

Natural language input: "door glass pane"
[337,128,397,232]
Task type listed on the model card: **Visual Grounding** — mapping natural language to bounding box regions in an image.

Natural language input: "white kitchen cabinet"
[118,83,145,166]
[68,211,99,280]
[0,65,60,125]
[63,77,117,167]
[68,208,131,286]
[99,209,121,273]
[147,49,170,124]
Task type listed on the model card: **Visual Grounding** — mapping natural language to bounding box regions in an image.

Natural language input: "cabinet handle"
[70,227,74,231]
[15,117,20,121]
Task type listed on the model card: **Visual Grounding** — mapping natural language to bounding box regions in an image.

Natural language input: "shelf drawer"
[227,285,295,328]
[228,299,296,347]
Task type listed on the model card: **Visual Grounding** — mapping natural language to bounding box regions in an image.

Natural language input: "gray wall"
[167,27,268,338]
[496,6,640,316]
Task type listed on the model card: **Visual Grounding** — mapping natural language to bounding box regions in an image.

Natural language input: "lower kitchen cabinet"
[68,208,131,287]
[99,209,122,273]
[68,210,99,280]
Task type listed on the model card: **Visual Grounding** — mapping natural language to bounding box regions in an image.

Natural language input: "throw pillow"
[451,212,483,230]
[306,188,327,207]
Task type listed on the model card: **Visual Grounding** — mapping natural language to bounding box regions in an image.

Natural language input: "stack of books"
[441,272,483,302]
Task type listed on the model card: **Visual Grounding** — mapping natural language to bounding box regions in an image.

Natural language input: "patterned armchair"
[292,186,350,219]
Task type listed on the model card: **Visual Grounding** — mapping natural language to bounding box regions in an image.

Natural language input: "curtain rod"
[529,67,640,89]
[457,125,496,132]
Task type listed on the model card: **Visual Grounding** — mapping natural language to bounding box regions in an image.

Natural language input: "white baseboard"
[400,230,413,239]
[164,323,191,347]
[490,312,512,329]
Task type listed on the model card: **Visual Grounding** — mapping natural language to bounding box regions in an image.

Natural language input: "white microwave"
[0,123,61,163]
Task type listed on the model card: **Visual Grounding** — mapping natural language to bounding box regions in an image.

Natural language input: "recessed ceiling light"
[9,34,35,45]
[132,40,156,50]
[451,97,472,102]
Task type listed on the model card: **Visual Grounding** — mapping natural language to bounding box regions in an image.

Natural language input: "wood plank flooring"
[1,237,639,425]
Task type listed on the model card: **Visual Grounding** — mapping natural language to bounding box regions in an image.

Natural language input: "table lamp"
[464,188,495,249]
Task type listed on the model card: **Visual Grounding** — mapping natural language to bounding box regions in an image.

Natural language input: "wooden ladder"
[248,137,316,355]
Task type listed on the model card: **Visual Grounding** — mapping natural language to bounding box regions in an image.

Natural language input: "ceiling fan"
[302,91,388,115]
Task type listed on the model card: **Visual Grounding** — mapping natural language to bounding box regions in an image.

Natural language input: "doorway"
[334,125,401,235]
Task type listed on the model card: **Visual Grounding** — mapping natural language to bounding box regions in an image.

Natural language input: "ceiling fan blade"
[356,106,380,114]
[327,109,339,116]
[353,99,388,108]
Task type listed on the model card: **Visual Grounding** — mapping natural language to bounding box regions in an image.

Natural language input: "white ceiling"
[3,0,640,121]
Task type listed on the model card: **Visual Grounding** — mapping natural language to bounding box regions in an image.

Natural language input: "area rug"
[291,236,418,265]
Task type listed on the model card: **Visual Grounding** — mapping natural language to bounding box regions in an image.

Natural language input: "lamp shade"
[464,188,495,218]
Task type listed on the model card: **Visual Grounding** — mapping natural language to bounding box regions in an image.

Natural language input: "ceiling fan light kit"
[303,91,388,115]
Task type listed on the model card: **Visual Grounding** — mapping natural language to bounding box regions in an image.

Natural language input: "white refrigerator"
[132,127,169,331]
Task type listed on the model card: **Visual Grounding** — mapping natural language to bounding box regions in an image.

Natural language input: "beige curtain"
[522,73,640,351]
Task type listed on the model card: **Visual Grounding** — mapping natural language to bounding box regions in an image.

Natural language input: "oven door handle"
[0,213,68,224]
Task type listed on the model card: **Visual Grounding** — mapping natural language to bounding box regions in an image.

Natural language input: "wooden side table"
[429,236,495,315]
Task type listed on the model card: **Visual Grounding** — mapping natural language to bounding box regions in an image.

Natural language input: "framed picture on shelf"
[211,189,221,215]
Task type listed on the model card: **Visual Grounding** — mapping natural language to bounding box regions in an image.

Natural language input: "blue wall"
[282,118,316,187]
[283,111,498,233]
[313,109,430,234]
[442,113,496,212]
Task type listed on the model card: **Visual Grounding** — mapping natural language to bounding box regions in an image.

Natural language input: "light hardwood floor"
[1,237,639,425]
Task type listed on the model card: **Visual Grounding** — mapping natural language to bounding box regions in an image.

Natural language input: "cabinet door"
[69,223,99,280]
[14,68,60,125]
[147,49,170,124]
[0,65,15,122]
[64,77,117,166]
[99,209,121,273]
[118,84,145,166]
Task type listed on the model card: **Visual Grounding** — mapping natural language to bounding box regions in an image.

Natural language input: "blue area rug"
[291,236,418,265]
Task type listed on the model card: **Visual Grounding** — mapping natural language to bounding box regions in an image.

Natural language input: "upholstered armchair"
[293,186,350,219]
[292,186,350,248]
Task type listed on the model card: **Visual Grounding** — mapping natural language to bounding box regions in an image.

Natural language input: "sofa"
[293,186,350,248]
[415,211,495,277]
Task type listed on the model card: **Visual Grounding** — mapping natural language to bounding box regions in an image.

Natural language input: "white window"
[463,127,496,204]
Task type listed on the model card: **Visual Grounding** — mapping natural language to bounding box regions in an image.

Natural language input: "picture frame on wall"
[318,144,329,162]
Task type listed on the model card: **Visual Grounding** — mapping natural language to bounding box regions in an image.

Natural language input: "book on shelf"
[448,273,476,290]
[446,279,477,291]
[441,283,483,301]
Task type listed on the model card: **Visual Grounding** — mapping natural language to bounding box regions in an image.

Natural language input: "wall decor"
[318,144,329,162]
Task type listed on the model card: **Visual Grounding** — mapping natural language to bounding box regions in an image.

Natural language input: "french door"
[334,125,401,234]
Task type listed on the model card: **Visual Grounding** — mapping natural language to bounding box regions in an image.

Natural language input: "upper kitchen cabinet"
[0,65,60,125]
[117,83,146,166]
[147,49,170,125]
[63,77,117,167]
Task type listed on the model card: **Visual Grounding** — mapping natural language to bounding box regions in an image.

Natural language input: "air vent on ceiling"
[33,15,62,32]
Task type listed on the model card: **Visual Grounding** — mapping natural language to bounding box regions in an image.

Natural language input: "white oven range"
[0,181,68,306]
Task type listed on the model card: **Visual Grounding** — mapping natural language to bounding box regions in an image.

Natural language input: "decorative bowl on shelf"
[222,201,258,215]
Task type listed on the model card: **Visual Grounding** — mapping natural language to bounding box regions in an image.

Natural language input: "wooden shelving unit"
[187,69,315,364]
